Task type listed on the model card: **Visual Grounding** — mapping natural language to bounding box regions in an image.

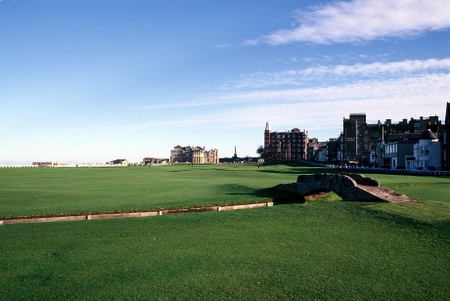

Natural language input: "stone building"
[326,138,339,163]
[142,157,168,165]
[342,113,373,162]
[339,111,445,168]
[170,145,219,164]
[442,102,450,170]
[308,138,327,161]
[264,122,308,162]
[378,115,441,145]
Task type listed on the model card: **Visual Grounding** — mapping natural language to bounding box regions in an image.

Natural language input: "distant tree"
[256,145,265,157]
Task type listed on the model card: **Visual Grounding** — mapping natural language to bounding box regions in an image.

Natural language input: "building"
[108,159,128,166]
[170,145,219,164]
[340,113,444,167]
[382,116,440,136]
[264,122,308,162]
[142,157,168,165]
[341,113,382,164]
[383,136,417,170]
[32,161,64,167]
[442,102,450,170]
[308,138,327,162]
[414,130,441,170]
[326,138,339,163]
[342,113,367,162]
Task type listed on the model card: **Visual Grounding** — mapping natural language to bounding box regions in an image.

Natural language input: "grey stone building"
[170,145,218,164]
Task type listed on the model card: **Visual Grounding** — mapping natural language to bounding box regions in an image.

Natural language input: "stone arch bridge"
[276,173,416,203]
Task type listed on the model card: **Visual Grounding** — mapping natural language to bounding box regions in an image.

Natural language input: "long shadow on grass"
[258,187,307,204]
[257,167,337,175]
[222,183,306,205]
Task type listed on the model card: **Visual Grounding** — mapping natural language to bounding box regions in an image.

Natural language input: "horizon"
[1,0,449,165]
[2,110,446,166]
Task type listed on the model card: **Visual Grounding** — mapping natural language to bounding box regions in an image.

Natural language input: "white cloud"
[212,73,450,105]
[245,0,450,45]
[223,58,450,89]
[128,72,449,136]
[120,59,450,141]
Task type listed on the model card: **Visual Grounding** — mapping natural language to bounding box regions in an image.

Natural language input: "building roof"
[109,159,127,164]
[421,129,437,140]
[385,133,422,142]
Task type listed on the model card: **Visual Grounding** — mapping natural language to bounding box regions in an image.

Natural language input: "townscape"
[17,102,448,176]
[264,102,450,174]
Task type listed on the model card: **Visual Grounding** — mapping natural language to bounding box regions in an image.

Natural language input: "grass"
[361,173,450,223]
[2,163,448,222]
[1,163,449,300]
[1,203,449,300]
[0,164,322,219]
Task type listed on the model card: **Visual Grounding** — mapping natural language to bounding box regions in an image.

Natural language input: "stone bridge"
[276,173,416,203]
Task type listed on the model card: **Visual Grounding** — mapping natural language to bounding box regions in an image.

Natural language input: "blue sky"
[1,0,449,164]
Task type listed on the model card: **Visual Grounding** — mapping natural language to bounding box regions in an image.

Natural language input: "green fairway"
[0,164,327,219]
[1,164,449,300]
[1,203,449,300]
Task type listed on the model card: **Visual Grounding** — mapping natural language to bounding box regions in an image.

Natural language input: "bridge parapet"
[343,173,379,187]
[275,173,415,203]
[295,173,385,202]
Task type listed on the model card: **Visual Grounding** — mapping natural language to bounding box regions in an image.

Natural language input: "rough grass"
[1,163,449,300]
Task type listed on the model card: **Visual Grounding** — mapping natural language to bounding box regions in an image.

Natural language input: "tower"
[264,121,271,150]
[343,113,366,161]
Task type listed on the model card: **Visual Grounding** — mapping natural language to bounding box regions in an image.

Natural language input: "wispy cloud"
[214,73,450,104]
[224,58,450,89]
[136,58,450,111]
[131,73,449,132]
[128,58,449,140]
[245,0,450,45]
